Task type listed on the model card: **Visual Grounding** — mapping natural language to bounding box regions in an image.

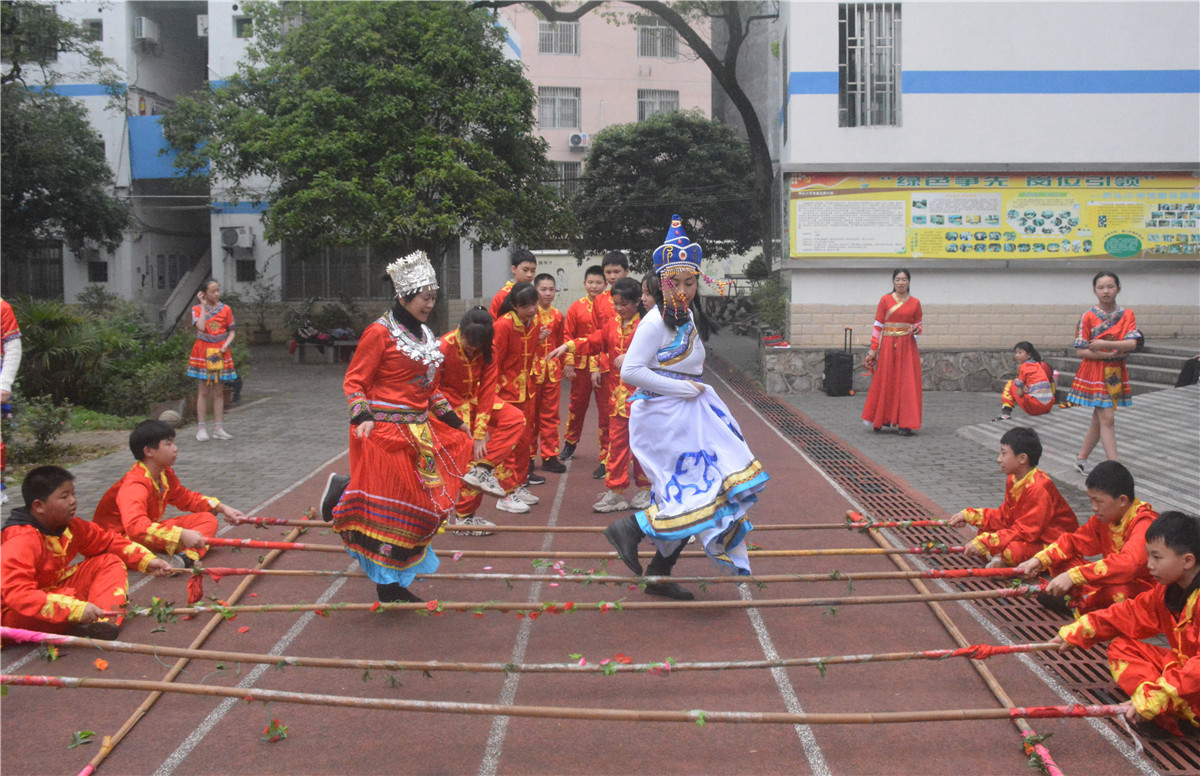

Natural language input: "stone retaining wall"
[762,346,1019,395]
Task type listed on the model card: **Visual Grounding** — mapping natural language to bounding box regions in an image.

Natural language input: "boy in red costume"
[492,282,544,511]
[2,466,171,641]
[489,248,538,319]
[560,266,605,462]
[531,273,566,474]
[550,277,651,513]
[949,426,1077,568]
[1016,460,1156,617]
[94,420,245,567]
[1054,510,1200,739]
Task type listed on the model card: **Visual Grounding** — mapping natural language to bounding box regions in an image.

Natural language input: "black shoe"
[897,428,915,437]
[603,516,644,576]
[527,472,547,486]
[592,463,607,479]
[541,456,567,473]
[321,473,350,522]
[559,441,576,460]
[644,581,694,600]
[376,583,423,604]
[68,620,120,640]
[1035,591,1074,618]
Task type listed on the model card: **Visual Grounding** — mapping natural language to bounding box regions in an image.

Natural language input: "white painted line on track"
[716,371,1156,775]
[478,466,570,776]
[153,567,353,776]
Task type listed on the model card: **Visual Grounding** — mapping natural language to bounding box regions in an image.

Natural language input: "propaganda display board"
[787,173,1200,260]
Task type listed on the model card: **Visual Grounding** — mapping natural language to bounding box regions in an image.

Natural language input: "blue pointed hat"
[652,214,703,276]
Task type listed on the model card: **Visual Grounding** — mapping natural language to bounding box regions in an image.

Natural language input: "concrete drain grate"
[712,355,1200,773]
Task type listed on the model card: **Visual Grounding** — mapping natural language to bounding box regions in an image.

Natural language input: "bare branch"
[470,1,606,22]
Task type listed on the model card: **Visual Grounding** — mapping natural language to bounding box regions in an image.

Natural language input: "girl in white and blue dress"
[603,215,769,600]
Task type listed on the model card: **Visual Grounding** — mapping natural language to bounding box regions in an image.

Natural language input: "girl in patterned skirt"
[186,280,237,441]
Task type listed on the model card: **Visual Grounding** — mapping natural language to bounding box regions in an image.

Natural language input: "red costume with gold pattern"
[531,304,565,459]
[1061,582,1200,736]
[1034,499,1157,614]
[563,294,606,460]
[960,468,1078,566]
[492,310,541,483]
[93,462,220,563]
[566,313,649,491]
[437,330,525,517]
[2,510,155,637]
[489,280,515,320]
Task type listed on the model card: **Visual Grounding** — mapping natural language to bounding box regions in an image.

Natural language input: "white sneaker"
[629,489,653,510]
[985,556,1006,569]
[496,494,531,514]
[462,465,505,497]
[511,486,539,505]
[196,427,209,442]
[0,489,7,505]
[593,490,629,513]
[454,515,496,536]
[211,428,233,440]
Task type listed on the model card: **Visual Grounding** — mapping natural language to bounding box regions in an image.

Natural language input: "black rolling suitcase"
[823,327,854,397]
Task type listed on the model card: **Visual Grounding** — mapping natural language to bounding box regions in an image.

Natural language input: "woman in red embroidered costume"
[320,252,472,604]
[186,280,237,441]
[1068,271,1142,474]
[862,269,923,436]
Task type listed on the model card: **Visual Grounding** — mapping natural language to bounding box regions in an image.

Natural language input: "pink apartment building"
[499,6,712,195]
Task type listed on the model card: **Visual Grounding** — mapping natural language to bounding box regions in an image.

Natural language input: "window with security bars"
[637,16,677,58]
[538,86,580,129]
[0,240,64,299]
[555,161,581,196]
[538,20,579,55]
[283,244,402,300]
[637,89,679,121]
[838,3,901,127]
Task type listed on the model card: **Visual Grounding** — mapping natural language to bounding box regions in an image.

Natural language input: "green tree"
[477,1,779,266]
[1,1,128,260]
[161,1,569,259]
[571,110,756,268]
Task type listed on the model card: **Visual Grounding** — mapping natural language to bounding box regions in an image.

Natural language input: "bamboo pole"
[130,585,1039,618]
[78,526,304,776]
[202,535,965,559]
[1,674,1126,726]
[0,627,1058,676]
[863,515,1064,775]
[230,515,945,533]
[162,565,1023,585]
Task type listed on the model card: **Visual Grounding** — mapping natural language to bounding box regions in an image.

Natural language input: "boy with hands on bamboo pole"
[1051,510,1200,739]
[1014,460,1155,618]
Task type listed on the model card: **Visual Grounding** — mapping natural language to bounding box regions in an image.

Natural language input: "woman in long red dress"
[862,269,923,436]
[322,251,472,604]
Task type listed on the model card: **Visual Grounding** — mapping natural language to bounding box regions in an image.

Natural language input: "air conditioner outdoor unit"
[568,133,589,150]
[134,17,160,43]
[220,226,255,249]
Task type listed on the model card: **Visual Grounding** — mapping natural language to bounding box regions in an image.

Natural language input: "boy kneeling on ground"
[1052,511,1200,738]
[1,466,171,641]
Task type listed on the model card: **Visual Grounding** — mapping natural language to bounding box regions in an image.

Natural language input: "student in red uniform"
[997,341,1056,420]
[186,279,238,441]
[489,248,538,320]
[1016,460,1156,618]
[583,252,631,479]
[1053,511,1200,739]
[948,426,1078,568]
[93,420,246,567]
[561,266,606,463]
[2,466,171,641]
[1,297,22,505]
[492,282,544,510]
[438,307,528,531]
[531,273,566,474]
[549,277,652,512]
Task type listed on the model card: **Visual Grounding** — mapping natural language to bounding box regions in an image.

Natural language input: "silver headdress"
[386,251,438,296]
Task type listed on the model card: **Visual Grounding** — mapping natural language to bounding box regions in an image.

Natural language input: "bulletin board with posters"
[787,173,1200,260]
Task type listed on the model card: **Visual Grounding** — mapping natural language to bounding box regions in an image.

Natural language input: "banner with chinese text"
[788,173,1199,260]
